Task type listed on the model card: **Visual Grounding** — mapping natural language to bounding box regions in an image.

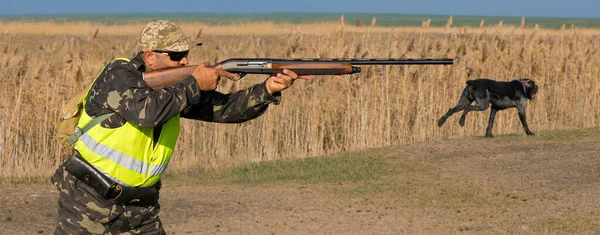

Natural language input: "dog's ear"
[521,78,535,88]
[525,79,538,99]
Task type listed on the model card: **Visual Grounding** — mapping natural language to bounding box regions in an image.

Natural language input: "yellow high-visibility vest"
[75,58,180,187]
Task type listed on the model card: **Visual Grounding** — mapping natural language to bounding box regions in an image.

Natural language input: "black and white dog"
[437,78,539,137]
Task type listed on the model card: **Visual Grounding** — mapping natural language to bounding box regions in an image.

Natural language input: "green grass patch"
[231,148,398,184]
[164,147,400,185]
[471,127,600,142]
[532,127,600,141]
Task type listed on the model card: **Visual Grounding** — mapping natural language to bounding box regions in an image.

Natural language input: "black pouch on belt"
[64,155,117,199]
[65,154,160,206]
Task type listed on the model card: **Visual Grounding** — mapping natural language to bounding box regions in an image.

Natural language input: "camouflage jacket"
[85,54,280,130]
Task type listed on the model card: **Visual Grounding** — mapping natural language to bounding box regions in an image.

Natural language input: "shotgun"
[143,58,454,90]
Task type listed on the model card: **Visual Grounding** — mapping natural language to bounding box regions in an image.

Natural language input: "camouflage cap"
[138,20,191,52]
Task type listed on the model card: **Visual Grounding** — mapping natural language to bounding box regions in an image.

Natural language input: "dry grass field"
[1,18,600,234]
[0,19,599,180]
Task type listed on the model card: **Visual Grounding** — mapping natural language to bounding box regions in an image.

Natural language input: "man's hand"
[191,63,239,91]
[265,69,311,94]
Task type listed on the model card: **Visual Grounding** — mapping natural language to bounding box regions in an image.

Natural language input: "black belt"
[64,153,161,206]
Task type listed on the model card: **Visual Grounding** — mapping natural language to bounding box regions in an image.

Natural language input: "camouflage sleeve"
[85,60,201,128]
[180,81,280,123]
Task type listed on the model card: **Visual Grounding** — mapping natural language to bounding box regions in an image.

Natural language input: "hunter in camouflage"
[85,20,279,129]
[84,53,280,130]
[51,19,299,234]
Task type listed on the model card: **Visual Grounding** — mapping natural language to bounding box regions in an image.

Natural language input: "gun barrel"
[345,58,454,65]
[222,58,454,65]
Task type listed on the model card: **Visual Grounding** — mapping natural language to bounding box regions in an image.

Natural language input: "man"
[51,20,310,234]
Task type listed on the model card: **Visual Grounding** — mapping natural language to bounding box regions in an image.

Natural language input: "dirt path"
[2,131,600,234]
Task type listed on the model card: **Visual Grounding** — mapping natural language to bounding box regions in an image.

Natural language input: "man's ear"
[142,50,156,68]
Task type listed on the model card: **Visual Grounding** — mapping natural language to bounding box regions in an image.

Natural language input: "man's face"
[144,50,189,70]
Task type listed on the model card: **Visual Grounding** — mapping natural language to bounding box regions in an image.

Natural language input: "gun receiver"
[143,58,454,90]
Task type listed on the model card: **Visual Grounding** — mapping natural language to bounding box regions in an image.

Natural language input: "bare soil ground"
[2,129,600,234]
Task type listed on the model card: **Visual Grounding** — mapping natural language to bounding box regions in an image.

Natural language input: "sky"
[2,0,599,19]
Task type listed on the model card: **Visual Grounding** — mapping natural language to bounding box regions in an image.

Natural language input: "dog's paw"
[484,134,494,138]
[459,118,466,127]
[527,131,535,136]
[437,118,446,127]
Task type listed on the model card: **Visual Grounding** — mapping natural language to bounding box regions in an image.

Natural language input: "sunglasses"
[152,50,189,61]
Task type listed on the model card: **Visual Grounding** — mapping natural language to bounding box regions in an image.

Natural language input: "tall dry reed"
[1,21,599,180]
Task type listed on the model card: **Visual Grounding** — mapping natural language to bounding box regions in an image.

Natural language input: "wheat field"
[1,19,599,180]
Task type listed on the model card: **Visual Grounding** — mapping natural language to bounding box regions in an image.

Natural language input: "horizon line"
[0,11,598,20]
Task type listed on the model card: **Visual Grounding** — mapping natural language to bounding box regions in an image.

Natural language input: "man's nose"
[179,57,189,66]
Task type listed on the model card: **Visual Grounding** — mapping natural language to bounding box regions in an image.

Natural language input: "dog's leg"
[517,105,535,136]
[459,90,490,127]
[485,107,498,138]
[438,88,472,127]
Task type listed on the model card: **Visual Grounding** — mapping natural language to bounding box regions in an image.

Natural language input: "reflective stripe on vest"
[79,133,169,177]
[74,58,180,187]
